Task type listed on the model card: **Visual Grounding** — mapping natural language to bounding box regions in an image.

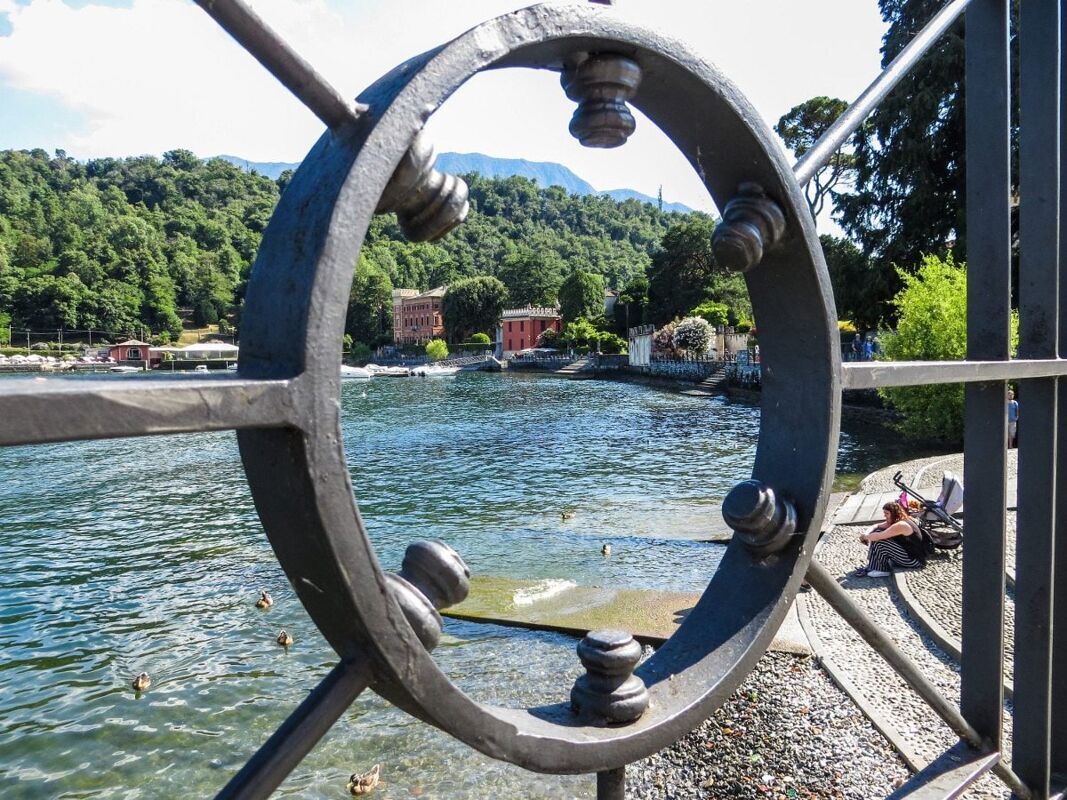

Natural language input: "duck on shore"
[347,764,380,795]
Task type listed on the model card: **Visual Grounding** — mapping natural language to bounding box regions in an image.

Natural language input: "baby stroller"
[893,470,964,549]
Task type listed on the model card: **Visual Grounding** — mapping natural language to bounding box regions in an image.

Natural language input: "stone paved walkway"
[798,454,1016,798]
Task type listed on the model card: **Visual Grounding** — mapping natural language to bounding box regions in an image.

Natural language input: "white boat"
[109,365,141,373]
[226,363,238,371]
[340,365,373,380]
[194,364,209,373]
[409,364,460,377]
[365,363,409,377]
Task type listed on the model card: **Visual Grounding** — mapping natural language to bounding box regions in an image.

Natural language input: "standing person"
[851,334,862,362]
[852,501,926,577]
[863,336,874,361]
[1007,389,1019,448]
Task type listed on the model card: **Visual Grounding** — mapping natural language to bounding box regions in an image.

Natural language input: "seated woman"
[853,501,926,577]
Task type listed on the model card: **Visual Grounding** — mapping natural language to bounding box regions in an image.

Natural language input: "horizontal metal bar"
[887,741,1000,799]
[215,658,373,800]
[0,375,295,446]
[842,359,1067,389]
[794,0,972,186]
[805,560,1030,798]
[193,0,364,131]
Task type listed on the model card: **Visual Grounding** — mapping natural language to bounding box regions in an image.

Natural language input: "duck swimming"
[347,764,380,795]
[561,510,576,521]
[255,591,273,609]
[131,672,151,692]
[601,544,612,556]
[276,630,294,647]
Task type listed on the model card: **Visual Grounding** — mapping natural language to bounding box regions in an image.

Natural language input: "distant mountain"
[215,152,694,214]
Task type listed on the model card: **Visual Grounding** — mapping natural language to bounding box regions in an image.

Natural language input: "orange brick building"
[393,286,446,344]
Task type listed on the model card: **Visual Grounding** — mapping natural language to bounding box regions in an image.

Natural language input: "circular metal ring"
[236,1,840,774]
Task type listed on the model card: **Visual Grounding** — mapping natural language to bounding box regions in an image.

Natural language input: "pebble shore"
[628,652,910,799]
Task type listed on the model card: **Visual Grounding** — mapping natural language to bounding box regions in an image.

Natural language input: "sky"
[0,0,888,222]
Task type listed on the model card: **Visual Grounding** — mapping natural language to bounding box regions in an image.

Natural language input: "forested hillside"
[0,148,694,344]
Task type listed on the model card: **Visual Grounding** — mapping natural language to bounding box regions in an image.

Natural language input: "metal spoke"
[842,359,1067,390]
[193,0,365,131]
[0,374,296,446]
[215,658,373,800]
[794,0,972,186]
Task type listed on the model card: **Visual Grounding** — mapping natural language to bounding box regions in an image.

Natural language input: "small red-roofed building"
[500,307,562,356]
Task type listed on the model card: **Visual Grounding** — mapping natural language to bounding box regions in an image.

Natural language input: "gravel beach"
[629,652,910,799]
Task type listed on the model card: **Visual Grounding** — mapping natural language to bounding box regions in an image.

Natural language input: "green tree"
[775,96,853,218]
[647,216,720,325]
[441,276,508,342]
[879,254,1017,442]
[467,332,491,345]
[426,338,449,361]
[834,1,972,274]
[498,246,563,307]
[820,234,890,330]
[617,273,649,332]
[558,270,604,323]
[346,257,394,345]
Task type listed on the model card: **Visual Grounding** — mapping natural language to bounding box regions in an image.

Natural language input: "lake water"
[0,372,913,798]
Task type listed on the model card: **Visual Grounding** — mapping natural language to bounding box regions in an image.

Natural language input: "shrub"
[880,253,1017,442]
[426,338,449,361]
[467,332,492,345]
[538,328,559,347]
[598,332,627,354]
[652,320,680,356]
[838,319,858,334]
[350,341,372,362]
[672,316,714,354]
[688,300,730,328]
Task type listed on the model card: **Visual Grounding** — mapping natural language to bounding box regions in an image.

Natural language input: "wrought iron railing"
[0,1,1063,798]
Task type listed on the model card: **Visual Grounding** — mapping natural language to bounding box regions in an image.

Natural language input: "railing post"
[961,0,1011,753]
[1015,0,1061,795]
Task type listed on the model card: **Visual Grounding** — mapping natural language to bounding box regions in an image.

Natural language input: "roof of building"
[109,339,151,348]
[501,306,561,319]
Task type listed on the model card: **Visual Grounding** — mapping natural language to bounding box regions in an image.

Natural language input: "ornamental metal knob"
[376,134,470,242]
[722,479,798,556]
[570,629,649,724]
[561,55,642,148]
[711,182,787,272]
[386,540,470,651]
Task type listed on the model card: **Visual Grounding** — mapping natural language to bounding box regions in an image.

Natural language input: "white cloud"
[0,0,885,219]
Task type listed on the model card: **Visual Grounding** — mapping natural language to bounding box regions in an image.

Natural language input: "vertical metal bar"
[961,0,1011,749]
[597,767,626,800]
[1015,0,1061,795]
[1054,1,1067,783]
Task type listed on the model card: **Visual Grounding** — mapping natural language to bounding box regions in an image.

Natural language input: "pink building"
[500,307,562,356]
[108,339,151,365]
